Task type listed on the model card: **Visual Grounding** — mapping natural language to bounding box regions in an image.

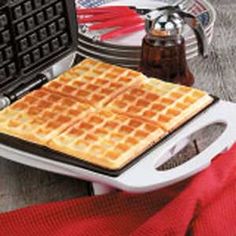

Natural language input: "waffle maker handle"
[116,100,236,193]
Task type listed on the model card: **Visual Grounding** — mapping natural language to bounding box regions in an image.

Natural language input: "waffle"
[0,88,93,145]
[0,58,214,171]
[49,109,165,170]
[108,78,214,131]
[44,58,145,108]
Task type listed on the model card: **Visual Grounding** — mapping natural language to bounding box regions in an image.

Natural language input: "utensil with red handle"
[89,15,144,31]
[95,23,145,41]
[77,6,145,40]
[77,6,134,15]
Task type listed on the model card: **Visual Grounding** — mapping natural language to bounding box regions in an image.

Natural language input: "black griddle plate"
[0,96,218,177]
[0,0,78,94]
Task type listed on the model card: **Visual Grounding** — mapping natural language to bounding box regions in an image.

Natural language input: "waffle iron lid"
[0,0,78,94]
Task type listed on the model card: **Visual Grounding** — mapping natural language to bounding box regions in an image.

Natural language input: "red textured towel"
[1,144,236,236]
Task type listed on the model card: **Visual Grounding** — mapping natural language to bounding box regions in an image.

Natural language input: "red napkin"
[1,144,236,236]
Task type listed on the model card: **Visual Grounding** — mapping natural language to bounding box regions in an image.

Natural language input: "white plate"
[78,0,192,46]
[77,0,215,45]
[77,0,216,66]
[77,0,189,8]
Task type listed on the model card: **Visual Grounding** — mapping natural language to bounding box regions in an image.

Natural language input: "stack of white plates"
[76,0,216,69]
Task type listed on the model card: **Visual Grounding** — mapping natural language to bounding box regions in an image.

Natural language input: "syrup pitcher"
[140,6,207,86]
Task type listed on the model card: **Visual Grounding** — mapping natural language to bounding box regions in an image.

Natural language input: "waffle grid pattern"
[0,88,93,145]
[0,58,213,170]
[50,110,165,169]
[44,58,144,107]
[11,0,71,72]
[108,79,210,131]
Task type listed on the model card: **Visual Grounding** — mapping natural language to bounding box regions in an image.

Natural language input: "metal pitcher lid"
[147,10,184,36]
[145,6,208,57]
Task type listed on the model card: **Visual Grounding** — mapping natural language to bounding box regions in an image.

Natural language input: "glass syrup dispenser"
[140,6,208,86]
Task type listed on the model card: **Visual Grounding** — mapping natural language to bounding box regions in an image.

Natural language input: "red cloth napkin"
[1,144,236,236]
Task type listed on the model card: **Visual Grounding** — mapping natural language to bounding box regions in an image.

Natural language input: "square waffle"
[108,78,214,132]
[43,58,145,107]
[0,58,214,172]
[49,109,165,170]
[0,88,93,145]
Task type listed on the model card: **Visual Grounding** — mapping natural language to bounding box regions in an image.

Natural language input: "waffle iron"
[0,0,236,194]
[0,0,77,97]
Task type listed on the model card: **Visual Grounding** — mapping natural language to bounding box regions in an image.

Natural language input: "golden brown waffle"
[108,78,214,131]
[0,88,93,145]
[44,58,145,107]
[0,58,214,171]
[49,109,165,170]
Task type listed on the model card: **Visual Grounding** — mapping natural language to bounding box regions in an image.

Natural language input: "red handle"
[100,23,145,41]
[77,6,133,15]
[89,15,143,31]
[78,11,138,24]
